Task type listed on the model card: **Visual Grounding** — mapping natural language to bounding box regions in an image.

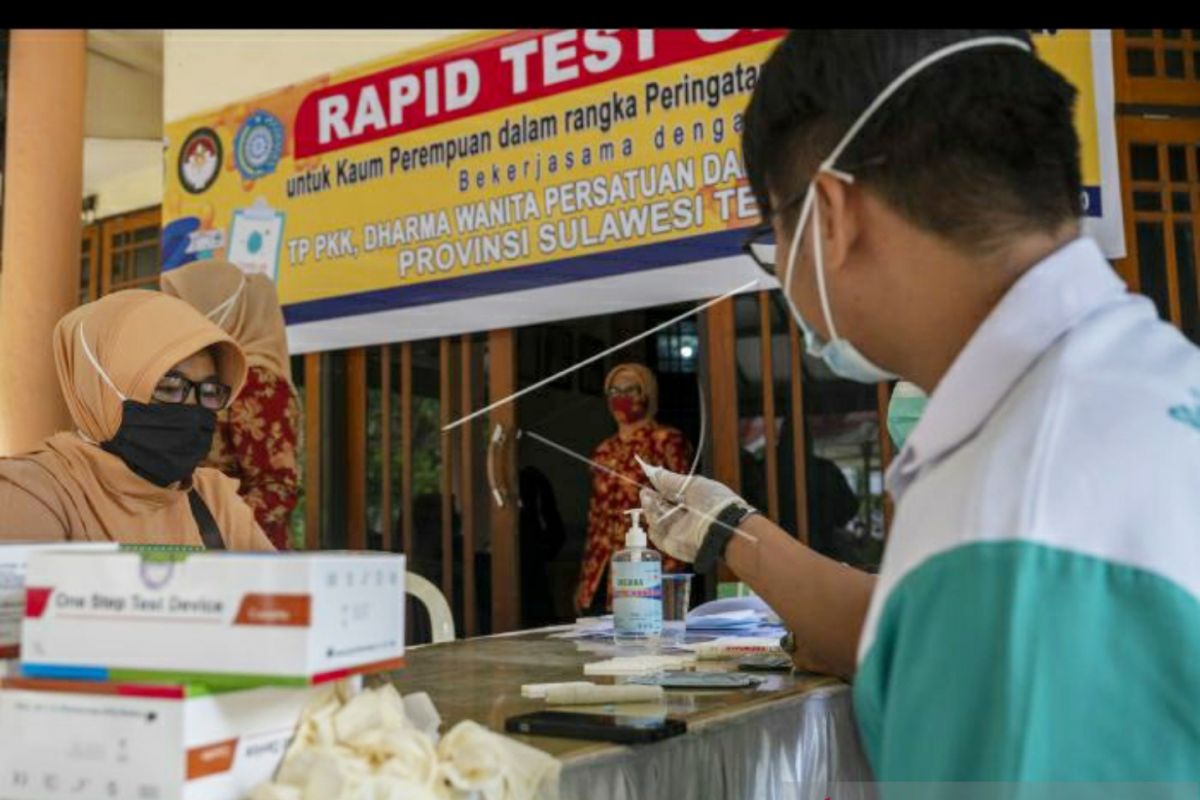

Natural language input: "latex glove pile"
[438,720,561,800]
[249,683,560,800]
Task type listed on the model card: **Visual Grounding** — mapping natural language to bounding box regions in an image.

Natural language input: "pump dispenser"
[623,509,648,548]
[612,507,662,649]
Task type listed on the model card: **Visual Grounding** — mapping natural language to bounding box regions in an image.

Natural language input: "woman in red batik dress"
[575,363,693,614]
[161,259,300,549]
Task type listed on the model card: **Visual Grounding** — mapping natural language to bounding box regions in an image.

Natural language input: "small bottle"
[612,509,662,650]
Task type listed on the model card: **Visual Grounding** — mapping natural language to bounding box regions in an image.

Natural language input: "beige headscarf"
[0,291,273,550]
[605,363,659,420]
[160,259,293,385]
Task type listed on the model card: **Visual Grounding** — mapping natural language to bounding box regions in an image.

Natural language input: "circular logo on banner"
[234,111,284,181]
[177,128,222,194]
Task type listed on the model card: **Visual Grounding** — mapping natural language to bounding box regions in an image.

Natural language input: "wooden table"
[377,629,874,799]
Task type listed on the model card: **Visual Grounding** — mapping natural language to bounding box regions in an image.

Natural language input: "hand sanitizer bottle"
[612,508,662,650]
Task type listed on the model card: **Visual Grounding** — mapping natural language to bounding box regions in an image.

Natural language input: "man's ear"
[812,171,859,275]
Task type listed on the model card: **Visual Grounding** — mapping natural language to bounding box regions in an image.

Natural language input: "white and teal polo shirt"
[854,237,1200,786]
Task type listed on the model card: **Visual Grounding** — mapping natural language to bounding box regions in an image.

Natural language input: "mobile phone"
[505,711,687,744]
[629,671,765,689]
[736,653,795,672]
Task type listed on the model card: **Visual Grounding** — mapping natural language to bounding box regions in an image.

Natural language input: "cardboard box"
[21,551,405,687]
[0,543,119,658]
[0,677,321,800]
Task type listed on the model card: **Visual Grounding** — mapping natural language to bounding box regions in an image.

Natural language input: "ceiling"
[85,29,163,141]
[82,30,164,204]
[87,29,162,75]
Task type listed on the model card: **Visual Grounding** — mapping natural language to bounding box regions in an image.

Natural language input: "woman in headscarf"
[575,363,693,614]
[0,290,273,549]
[161,260,300,549]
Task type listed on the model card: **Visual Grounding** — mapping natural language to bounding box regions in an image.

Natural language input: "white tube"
[521,681,596,700]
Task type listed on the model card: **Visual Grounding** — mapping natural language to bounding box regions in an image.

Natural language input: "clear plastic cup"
[660,573,693,647]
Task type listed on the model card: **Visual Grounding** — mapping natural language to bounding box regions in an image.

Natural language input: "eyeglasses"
[606,384,644,399]
[741,187,806,277]
[742,155,887,277]
[152,371,232,411]
[742,222,778,276]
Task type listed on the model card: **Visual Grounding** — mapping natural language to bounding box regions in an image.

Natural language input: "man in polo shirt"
[639,30,1200,789]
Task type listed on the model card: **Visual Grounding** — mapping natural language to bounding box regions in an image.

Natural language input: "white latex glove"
[638,461,746,563]
[437,720,561,800]
[402,691,442,744]
[250,784,302,800]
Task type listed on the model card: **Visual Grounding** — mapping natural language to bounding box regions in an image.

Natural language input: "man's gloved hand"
[638,462,746,563]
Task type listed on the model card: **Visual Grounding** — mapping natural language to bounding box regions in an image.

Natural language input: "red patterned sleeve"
[226,367,300,550]
[657,427,694,475]
[576,440,614,610]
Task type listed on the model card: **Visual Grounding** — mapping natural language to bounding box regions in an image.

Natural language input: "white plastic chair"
[406,572,456,643]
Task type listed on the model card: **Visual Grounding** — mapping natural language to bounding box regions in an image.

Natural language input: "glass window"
[1137,221,1170,322]
[132,246,159,281]
[1126,48,1156,77]
[1134,190,1163,212]
[111,252,128,285]
[1176,222,1199,343]
[655,319,699,374]
[1169,146,1188,182]
[801,362,886,571]
[1130,144,1159,181]
[1164,49,1185,78]
[79,238,92,305]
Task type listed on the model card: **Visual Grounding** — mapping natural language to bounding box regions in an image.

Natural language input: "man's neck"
[900,227,1080,393]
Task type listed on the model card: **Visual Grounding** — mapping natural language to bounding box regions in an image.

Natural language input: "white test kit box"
[0,677,322,800]
[0,542,118,658]
[20,550,405,687]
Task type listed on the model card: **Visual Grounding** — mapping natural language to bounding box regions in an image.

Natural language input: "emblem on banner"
[186,228,227,255]
[178,127,222,194]
[227,198,286,282]
[234,110,284,181]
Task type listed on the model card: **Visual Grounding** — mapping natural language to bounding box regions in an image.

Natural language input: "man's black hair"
[743,30,1083,254]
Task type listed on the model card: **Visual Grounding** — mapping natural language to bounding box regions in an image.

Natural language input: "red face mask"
[609,395,648,425]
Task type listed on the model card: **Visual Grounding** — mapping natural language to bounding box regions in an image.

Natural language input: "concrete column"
[0,30,87,455]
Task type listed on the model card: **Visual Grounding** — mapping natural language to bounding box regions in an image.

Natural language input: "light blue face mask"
[778,35,1032,384]
[887,380,928,450]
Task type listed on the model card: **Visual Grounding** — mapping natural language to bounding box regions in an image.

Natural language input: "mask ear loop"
[76,323,127,444]
[207,276,247,328]
[780,183,819,344]
[801,36,1033,351]
[809,187,839,344]
[821,36,1032,173]
[78,323,126,402]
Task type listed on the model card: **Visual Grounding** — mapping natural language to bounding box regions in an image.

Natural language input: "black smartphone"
[736,653,795,672]
[505,711,687,744]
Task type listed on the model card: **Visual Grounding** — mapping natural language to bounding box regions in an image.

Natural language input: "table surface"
[378,628,843,763]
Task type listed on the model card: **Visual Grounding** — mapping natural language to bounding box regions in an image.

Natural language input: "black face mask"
[101,401,216,488]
